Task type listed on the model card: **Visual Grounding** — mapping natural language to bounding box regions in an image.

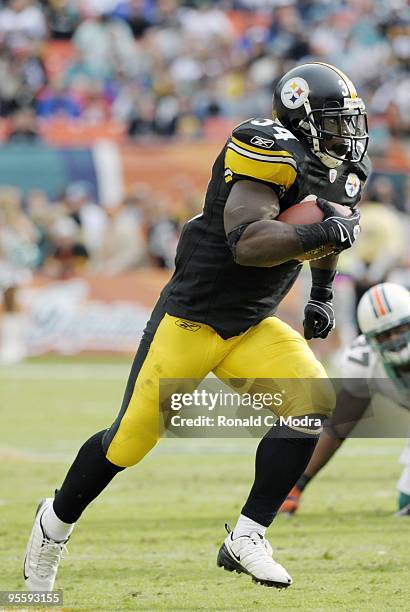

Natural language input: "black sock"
[53,430,125,524]
[241,425,318,527]
[296,472,312,492]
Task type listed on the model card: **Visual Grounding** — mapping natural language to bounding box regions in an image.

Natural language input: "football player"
[23,63,370,590]
[280,282,410,517]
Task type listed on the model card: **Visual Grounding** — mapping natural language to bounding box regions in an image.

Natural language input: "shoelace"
[36,537,67,579]
[236,532,274,566]
[225,525,275,566]
[249,533,272,557]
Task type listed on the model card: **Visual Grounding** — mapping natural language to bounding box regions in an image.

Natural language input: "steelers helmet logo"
[345,173,360,198]
[281,77,309,109]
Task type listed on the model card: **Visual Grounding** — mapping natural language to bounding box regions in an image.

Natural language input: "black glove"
[317,199,361,251]
[304,267,336,340]
[295,198,361,255]
[303,299,335,339]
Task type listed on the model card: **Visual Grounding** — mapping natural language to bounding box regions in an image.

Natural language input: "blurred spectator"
[0,186,38,363]
[367,175,402,210]
[0,44,46,117]
[0,0,47,51]
[64,182,108,255]
[44,0,80,40]
[16,42,47,94]
[42,215,89,279]
[7,106,42,143]
[141,195,179,269]
[179,3,235,41]
[37,75,82,118]
[79,79,111,122]
[73,10,136,79]
[25,189,57,266]
[110,0,153,38]
[342,199,407,326]
[171,175,203,223]
[94,189,147,273]
[0,47,24,116]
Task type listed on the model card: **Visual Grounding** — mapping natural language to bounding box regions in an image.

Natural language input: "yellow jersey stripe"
[225,147,297,189]
[227,142,297,169]
[231,136,293,158]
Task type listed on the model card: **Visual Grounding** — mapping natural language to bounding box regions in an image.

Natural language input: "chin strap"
[314,150,343,169]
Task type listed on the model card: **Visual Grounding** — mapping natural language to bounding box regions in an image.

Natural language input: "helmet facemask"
[297,97,369,168]
[367,321,410,368]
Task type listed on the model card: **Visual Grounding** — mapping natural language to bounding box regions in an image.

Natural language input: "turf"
[0,359,409,611]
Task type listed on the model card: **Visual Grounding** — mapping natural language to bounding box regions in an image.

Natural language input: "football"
[277,197,354,261]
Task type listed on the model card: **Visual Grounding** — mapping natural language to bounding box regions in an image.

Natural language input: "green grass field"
[0,358,409,611]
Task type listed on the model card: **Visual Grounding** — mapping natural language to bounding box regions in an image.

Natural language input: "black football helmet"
[273,62,369,169]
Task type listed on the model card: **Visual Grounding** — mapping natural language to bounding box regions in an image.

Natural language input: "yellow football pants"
[104,314,334,467]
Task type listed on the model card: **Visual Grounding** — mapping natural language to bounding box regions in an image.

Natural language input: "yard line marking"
[0,364,223,381]
[0,442,400,464]
[0,447,73,462]
[0,363,128,380]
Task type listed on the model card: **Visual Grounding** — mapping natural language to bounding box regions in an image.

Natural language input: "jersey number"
[348,351,370,367]
[250,119,297,141]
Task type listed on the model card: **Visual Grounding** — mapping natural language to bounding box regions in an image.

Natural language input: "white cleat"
[217,524,292,589]
[24,498,68,591]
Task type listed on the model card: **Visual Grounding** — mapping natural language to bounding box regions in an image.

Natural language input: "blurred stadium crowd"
[0,0,410,362]
[0,181,181,278]
[0,0,409,140]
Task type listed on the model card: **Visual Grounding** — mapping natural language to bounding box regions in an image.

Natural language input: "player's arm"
[280,387,370,513]
[303,254,339,339]
[223,124,361,267]
[304,389,370,480]
[293,336,373,493]
[224,182,360,267]
[223,180,304,266]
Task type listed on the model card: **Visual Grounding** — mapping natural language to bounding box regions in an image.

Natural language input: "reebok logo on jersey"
[250,136,275,149]
[175,319,201,332]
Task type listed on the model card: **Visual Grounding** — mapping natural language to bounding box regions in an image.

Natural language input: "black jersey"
[150,118,371,339]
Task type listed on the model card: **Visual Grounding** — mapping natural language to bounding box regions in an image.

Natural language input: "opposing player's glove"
[303,299,335,339]
[295,199,361,255]
[317,199,361,251]
[304,267,336,340]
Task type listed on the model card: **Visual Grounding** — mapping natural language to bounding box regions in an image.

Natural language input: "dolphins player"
[280,282,410,516]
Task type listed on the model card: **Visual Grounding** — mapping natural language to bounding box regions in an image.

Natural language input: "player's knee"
[308,375,335,418]
[318,379,336,417]
[277,377,335,420]
[306,395,335,420]
[105,430,160,468]
[106,437,159,468]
